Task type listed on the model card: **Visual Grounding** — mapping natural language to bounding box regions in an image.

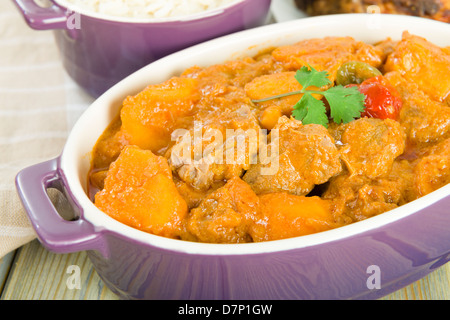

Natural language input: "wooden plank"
[1,239,448,300]
[0,251,15,295]
[381,263,450,300]
[1,240,118,300]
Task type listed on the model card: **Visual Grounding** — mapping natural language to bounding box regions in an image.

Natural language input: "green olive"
[336,61,382,86]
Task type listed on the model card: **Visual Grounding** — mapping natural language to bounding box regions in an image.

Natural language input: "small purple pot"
[12,0,272,98]
[15,14,450,300]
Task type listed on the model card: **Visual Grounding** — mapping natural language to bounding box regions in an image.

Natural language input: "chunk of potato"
[245,72,303,104]
[259,105,283,131]
[120,77,199,153]
[384,32,450,104]
[384,71,450,146]
[95,145,188,238]
[245,72,323,130]
[253,193,337,241]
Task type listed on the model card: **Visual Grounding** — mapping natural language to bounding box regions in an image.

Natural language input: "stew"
[88,31,450,243]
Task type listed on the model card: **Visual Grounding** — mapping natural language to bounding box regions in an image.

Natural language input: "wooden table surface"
[0,239,449,300]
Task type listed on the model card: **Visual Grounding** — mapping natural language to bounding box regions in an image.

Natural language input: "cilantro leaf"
[295,65,331,90]
[250,64,366,128]
[292,93,329,128]
[324,85,366,124]
[292,99,308,120]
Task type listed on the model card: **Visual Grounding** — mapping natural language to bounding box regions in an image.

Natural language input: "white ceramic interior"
[60,14,450,255]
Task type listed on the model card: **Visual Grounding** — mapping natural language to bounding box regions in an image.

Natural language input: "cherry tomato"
[349,75,403,120]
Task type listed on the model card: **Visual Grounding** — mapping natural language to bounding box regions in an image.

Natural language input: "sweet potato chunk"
[384,71,450,146]
[245,72,303,102]
[245,72,324,129]
[182,177,261,243]
[95,146,188,238]
[120,77,199,153]
[272,37,383,82]
[384,32,450,104]
[245,71,304,119]
[254,193,337,241]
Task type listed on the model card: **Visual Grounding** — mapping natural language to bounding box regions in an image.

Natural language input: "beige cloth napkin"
[0,1,94,258]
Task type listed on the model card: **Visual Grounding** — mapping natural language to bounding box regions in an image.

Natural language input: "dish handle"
[12,0,68,30]
[15,158,109,258]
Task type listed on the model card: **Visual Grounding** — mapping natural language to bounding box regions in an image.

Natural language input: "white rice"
[62,0,242,19]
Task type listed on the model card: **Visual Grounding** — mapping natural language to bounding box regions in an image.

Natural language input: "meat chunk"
[384,71,450,147]
[181,54,278,90]
[95,146,188,238]
[384,32,450,104]
[167,88,261,191]
[253,193,338,242]
[175,179,226,210]
[182,177,261,243]
[243,116,342,196]
[336,118,405,179]
[413,138,450,197]
[272,36,383,82]
[323,160,415,222]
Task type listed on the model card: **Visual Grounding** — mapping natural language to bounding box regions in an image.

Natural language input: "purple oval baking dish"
[12,0,272,98]
[15,14,450,300]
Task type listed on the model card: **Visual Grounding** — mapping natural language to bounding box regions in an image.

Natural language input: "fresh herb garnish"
[252,65,366,128]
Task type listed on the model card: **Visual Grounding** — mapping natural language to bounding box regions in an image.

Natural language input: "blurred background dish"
[63,0,244,20]
[294,0,450,23]
[13,0,272,98]
[271,0,308,22]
